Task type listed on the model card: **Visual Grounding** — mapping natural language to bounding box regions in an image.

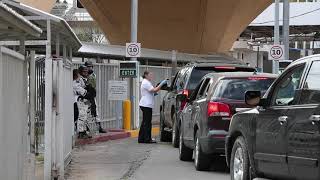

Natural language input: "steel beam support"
[273,0,280,74]
[283,0,290,60]
[0,40,48,46]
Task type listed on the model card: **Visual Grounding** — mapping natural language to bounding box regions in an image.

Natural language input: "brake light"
[207,102,231,117]
[180,90,189,110]
[214,66,236,70]
[182,89,189,97]
[248,77,268,80]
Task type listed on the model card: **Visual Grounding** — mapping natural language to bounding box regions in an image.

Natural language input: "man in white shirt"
[139,71,167,143]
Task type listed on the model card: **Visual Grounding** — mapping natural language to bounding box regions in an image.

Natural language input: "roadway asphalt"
[131,141,229,180]
[65,137,230,180]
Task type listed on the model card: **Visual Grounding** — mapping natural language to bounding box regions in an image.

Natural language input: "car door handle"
[310,115,320,124]
[278,116,288,125]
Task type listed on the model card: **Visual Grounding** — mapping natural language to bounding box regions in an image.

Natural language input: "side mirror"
[245,91,261,107]
[160,84,171,91]
[177,94,188,102]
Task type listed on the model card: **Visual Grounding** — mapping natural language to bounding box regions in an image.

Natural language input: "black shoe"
[78,132,92,139]
[145,140,157,144]
[99,127,107,133]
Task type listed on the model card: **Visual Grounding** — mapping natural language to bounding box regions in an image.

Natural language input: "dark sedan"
[177,72,277,171]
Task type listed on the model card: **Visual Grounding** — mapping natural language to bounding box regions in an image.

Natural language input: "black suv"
[177,72,276,171]
[226,56,320,180]
[159,62,255,147]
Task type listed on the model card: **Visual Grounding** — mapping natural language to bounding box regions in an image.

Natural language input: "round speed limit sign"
[126,43,141,58]
[269,45,284,60]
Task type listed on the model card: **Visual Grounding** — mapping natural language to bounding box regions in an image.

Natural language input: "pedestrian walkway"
[64,138,154,180]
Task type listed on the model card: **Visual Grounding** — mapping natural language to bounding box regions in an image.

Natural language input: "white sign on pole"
[126,43,141,58]
[268,45,285,61]
[108,81,128,101]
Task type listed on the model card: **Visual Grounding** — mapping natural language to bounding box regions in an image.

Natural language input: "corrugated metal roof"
[3,0,81,50]
[0,2,42,37]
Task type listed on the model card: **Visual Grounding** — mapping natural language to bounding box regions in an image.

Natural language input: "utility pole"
[131,0,139,129]
[283,0,290,61]
[273,0,280,74]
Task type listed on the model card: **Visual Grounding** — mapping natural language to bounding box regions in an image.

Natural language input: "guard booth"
[0,1,82,180]
[0,2,42,180]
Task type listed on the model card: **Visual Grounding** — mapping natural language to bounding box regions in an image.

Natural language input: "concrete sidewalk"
[65,138,154,180]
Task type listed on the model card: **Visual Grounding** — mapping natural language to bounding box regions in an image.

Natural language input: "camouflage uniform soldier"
[85,61,106,133]
[76,66,92,138]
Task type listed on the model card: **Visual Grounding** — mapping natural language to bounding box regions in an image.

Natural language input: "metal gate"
[35,57,45,155]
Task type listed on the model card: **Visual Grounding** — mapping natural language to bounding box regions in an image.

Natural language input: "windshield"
[212,78,275,100]
[187,66,255,90]
[187,69,213,90]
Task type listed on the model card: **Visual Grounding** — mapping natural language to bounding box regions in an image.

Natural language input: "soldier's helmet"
[85,61,93,67]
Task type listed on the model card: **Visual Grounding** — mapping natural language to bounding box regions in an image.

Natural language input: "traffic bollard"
[123,100,131,130]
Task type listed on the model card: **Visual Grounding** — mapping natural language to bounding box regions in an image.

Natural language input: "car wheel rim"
[233,146,244,180]
[160,115,163,136]
[179,132,182,155]
[172,122,176,143]
[195,137,199,167]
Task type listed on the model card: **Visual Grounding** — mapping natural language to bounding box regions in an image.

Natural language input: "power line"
[251,6,320,25]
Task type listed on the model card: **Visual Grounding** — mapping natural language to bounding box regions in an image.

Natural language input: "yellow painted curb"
[127,127,160,138]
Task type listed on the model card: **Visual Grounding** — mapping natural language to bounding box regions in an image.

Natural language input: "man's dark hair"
[78,65,87,72]
[73,69,79,80]
[85,61,93,67]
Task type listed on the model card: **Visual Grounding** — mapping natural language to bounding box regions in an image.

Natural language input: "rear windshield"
[212,78,275,100]
[187,67,254,90]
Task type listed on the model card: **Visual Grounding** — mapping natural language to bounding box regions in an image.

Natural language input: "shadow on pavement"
[210,155,229,173]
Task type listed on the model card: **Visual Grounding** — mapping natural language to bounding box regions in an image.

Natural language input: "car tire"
[159,112,170,142]
[172,113,179,148]
[179,124,193,161]
[230,136,251,180]
[194,130,211,171]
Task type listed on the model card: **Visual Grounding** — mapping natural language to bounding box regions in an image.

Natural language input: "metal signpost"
[130,0,140,129]
[273,0,280,74]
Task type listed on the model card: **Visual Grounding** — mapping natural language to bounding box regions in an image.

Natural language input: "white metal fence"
[74,63,173,129]
[43,58,74,179]
[0,46,28,180]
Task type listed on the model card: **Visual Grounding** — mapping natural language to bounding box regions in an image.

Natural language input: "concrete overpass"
[19,0,273,54]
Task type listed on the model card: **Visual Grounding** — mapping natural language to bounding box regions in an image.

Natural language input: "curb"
[126,127,159,138]
[76,130,130,146]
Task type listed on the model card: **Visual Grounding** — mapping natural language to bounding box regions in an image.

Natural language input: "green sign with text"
[119,61,138,78]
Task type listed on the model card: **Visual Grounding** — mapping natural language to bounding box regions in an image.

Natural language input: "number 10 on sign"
[126,43,141,58]
[269,45,284,61]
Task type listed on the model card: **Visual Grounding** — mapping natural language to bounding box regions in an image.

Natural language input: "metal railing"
[73,62,174,129]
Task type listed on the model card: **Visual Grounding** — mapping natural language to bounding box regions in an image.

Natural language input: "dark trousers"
[74,102,79,132]
[138,106,153,143]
